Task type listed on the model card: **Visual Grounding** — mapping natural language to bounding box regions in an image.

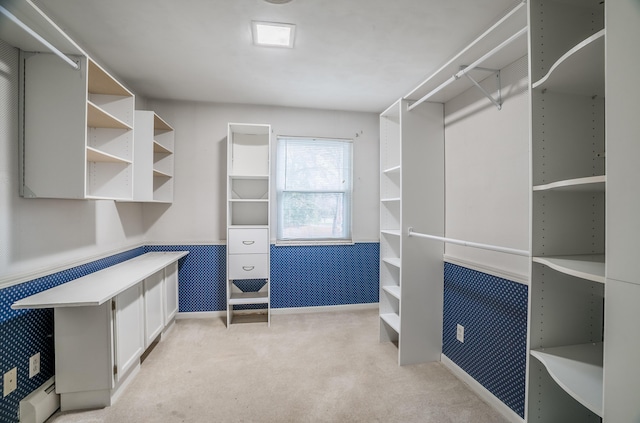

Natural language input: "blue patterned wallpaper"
[0,247,145,423]
[442,262,528,418]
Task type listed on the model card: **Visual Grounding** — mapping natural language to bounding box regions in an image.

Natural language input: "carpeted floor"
[47,309,508,423]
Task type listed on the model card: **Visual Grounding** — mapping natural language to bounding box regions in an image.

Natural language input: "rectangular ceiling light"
[252,21,296,48]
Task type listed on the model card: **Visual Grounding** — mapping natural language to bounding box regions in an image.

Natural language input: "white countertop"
[12,251,189,309]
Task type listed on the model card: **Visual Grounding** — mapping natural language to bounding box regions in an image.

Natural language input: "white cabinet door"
[143,270,164,348]
[114,284,144,382]
[164,262,179,324]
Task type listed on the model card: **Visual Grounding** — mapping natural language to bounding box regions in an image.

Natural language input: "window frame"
[275,136,354,245]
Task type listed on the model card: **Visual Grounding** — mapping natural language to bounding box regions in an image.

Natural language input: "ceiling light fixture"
[252,21,296,48]
[263,0,294,4]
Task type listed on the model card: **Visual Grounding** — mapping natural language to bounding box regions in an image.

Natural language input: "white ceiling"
[34,0,519,113]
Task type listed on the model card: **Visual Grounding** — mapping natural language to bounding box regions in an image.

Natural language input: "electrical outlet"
[456,324,465,343]
[3,367,17,397]
[29,352,40,378]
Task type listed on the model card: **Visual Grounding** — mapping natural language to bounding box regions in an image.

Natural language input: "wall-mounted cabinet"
[527,0,606,420]
[226,123,271,326]
[379,99,444,366]
[21,53,135,200]
[133,111,175,202]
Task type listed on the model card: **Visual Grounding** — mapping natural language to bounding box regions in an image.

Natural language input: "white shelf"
[532,255,605,284]
[152,168,172,178]
[531,343,603,417]
[229,199,269,203]
[381,197,401,202]
[383,165,401,174]
[533,175,605,192]
[87,101,132,130]
[153,141,173,154]
[380,313,400,333]
[228,292,269,305]
[532,30,605,97]
[382,285,401,300]
[229,174,269,180]
[382,257,401,268]
[86,146,131,164]
[381,229,401,237]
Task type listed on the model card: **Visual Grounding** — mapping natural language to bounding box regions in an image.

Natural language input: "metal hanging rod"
[407,227,530,257]
[406,26,527,112]
[0,4,80,70]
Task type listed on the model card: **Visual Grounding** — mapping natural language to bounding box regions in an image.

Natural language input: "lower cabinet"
[143,270,164,348]
[164,262,179,324]
[54,264,180,411]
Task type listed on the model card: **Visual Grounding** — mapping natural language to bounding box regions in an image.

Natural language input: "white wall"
[443,56,530,281]
[142,100,380,244]
[0,40,145,285]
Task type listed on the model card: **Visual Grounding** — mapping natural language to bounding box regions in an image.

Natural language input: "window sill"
[275,240,355,247]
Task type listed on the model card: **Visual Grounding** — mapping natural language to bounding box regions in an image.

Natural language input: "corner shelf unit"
[133,111,175,202]
[21,53,135,200]
[379,99,444,366]
[226,123,271,326]
[527,0,606,421]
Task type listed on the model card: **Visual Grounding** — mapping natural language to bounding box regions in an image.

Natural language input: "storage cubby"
[22,53,134,200]
[132,111,175,202]
[528,0,607,419]
[226,123,271,326]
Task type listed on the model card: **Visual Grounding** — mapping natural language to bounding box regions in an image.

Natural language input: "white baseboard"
[441,354,525,423]
[176,303,378,320]
[271,303,378,315]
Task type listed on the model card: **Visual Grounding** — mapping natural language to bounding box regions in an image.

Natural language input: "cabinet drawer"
[228,228,269,254]
[229,254,268,279]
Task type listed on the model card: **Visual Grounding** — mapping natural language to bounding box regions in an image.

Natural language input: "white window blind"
[277,137,353,241]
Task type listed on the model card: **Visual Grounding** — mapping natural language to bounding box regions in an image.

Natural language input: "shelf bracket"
[458,66,502,110]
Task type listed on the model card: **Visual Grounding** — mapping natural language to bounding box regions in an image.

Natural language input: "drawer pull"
[242,266,255,271]
[242,241,255,245]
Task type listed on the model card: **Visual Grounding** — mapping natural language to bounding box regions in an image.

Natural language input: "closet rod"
[0,4,80,70]
[407,26,526,112]
[407,228,530,257]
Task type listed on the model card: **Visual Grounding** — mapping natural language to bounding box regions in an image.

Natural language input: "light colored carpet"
[47,309,509,423]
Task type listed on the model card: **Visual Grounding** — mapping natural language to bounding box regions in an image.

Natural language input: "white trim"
[271,303,378,315]
[441,354,525,423]
[176,303,378,320]
[145,240,226,246]
[0,242,145,289]
[443,254,529,285]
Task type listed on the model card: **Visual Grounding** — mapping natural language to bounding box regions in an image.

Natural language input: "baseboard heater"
[19,377,59,423]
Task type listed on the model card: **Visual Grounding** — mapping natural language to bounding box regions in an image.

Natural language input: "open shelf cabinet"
[226,123,271,326]
[527,0,606,421]
[133,111,175,202]
[21,53,134,200]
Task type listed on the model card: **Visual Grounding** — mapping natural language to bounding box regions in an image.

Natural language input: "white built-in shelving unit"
[379,1,527,367]
[21,54,135,200]
[226,123,271,326]
[133,111,175,202]
[379,99,444,365]
[527,0,606,420]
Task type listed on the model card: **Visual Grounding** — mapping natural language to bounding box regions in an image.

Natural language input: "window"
[276,137,353,242]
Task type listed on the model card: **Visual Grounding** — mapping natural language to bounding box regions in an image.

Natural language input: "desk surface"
[12,251,189,309]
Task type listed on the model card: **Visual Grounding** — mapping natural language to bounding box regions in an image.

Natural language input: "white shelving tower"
[527,0,606,420]
[226,123,271,327]
[379,99,444,365]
